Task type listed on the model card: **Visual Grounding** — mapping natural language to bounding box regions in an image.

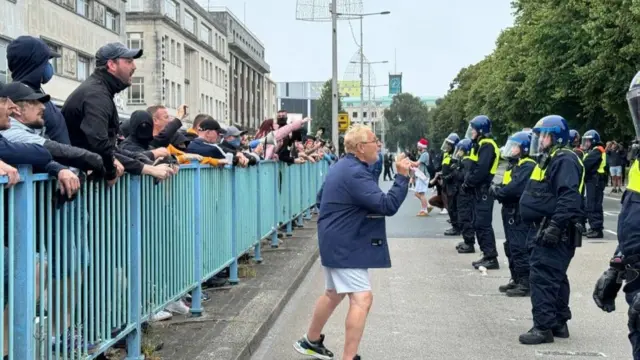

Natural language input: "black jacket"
[62,69,143,178]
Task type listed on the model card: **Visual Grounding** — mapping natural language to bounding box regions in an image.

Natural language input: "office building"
[0,0,128,109]
[126,0,228,126]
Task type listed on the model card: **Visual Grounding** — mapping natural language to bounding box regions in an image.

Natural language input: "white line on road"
[604,211,620,216]
[605,195,622,201]
[605,229,618,236]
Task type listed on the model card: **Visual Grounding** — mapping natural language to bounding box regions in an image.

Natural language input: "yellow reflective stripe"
[517,157,536,166]
[597,152,607,174]
[528,148,585,193]
[628,160,640,193]
[530,166,546,182]
[469,138,500,174]
[502,169,513,185]
[442,153,451,165]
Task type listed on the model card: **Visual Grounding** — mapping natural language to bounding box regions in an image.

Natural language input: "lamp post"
[338,11,390,127]
[350,60,388,124]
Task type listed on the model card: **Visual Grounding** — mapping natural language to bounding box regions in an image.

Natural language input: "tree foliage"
[383,93,431,150]
[313,80,344,142]
[429,0,640,145]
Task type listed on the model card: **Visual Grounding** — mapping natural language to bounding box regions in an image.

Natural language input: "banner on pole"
[389,73,402,95]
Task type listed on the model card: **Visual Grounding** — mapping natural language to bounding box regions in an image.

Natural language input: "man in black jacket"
[62,42,173,184]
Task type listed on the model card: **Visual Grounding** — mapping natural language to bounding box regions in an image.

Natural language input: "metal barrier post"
[13,166,35,360]
[271,162,280,248]
[229,167,239,285]
[191,163,203,317]
[126,175,143,360]
[254,163,263,263]
[286,166,293,237]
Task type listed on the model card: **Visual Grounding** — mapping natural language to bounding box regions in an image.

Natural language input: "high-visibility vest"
[628,159,640,194]
[469,138,500,175]
[502,157,536,185]
[442,153,451,166]
[583,145,607,174]
[530,148,585,194]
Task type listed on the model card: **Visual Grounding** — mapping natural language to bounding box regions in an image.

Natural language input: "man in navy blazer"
[294,125,411,360]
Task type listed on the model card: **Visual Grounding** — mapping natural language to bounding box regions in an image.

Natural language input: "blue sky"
[205,0,514,97]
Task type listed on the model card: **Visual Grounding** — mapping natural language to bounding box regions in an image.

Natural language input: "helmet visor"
[627,87,640,140]
[441,140,453,152]
[464,125,474,140]
[501,139,523,160]
[581,136,593,150]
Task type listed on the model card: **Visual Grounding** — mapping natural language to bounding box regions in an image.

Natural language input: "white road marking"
[604,229,618,236]
[604,211,620,216]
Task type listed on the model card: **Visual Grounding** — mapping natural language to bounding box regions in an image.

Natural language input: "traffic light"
[338,112,350,133]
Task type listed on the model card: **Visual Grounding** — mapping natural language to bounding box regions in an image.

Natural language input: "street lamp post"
[350,59,388,125]
[331,1,339,152]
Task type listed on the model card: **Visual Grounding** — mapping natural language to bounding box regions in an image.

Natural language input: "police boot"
[455,241,466,250]
[444,227,460,236]
[473,256,499,270]
[518,327,554,345]
[506,277,530,297]
[498,278,516,293]
[586,229,604,238]
[551,323,569,338]
[457,244,475,254]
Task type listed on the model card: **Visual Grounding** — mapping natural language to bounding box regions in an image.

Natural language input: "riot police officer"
[441,133,461,236]
[592,70,640,360]
[582,129,607,238]
[451,138,477,253]
[518,115,584,345]
[464,116,501,269]
[570,130,584,158]
[490,131,536,297]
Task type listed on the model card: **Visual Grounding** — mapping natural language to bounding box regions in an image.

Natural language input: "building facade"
[1,0,128,108]
[263,75,277,120]
[125,0,228,126]
[210,8,270,131]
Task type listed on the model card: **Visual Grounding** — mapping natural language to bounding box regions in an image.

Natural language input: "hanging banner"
[338,80,361,98]
[389,74,402,96]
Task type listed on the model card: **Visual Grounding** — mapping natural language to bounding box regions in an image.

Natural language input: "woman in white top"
[412,138,434,216]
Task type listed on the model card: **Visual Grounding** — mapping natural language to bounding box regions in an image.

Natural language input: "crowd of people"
[0,35,337,359]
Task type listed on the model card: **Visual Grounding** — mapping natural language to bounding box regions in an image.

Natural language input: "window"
[200,25,211,45]
[177,84,182,106]
[77,55,90,81]
[170,39,176,64]
[165,0,178,22]
[171,82,176,108]
[76,0,90,17]
[208,63,213,82]
[0,40,8,84]
[44,42,62,75]
[176,43,181,67]
[127,0,143,11]
[184,12,196,34]
[105,9,118,32]
[127,32,143,50]
[128,77,145,104]
[352,112,358,118]
[200,58,204,79]
[200,94,204,111]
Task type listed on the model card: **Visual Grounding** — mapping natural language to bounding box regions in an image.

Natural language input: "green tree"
[313,80,344,143]
[384,93,431,150]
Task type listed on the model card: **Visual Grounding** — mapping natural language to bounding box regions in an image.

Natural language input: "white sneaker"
[440,208,448,215]
[165,300,190,315]
[149,310,172,322]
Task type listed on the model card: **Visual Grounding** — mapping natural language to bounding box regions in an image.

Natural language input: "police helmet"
[627,70,640,140]
[530,115,570,156]
[581,129,601,150]
[453,138,473,160]
[569,129,580,147]
[501,131,532,160]
[465,115,492,140]
[441,132,460,152]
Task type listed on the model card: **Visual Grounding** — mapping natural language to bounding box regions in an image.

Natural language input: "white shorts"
[323,267,371,294]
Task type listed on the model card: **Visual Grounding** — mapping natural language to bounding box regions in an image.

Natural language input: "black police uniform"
[583,145,607,235]
[494,157,536,296]
[455,155,477,252]
[466,138,500,267]
[441,152,460,234]
[519,148,584,344]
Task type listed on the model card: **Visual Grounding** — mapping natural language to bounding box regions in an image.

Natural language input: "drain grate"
[535,350,607,357]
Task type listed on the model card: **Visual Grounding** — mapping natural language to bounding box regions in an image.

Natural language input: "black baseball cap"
[198,119,224,133]
[0,82,50,103]
[95,42,143,67]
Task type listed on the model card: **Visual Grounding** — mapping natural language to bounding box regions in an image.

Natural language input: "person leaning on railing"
[187,119,249,167]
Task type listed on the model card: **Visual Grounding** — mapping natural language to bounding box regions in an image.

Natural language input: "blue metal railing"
[1,160,328,360]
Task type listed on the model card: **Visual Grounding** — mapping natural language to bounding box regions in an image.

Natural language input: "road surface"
[251,180,628,360]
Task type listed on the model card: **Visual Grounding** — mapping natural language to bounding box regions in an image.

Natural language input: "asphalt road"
[251,179,628,360]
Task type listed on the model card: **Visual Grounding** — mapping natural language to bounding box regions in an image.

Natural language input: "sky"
[205,0,515,97]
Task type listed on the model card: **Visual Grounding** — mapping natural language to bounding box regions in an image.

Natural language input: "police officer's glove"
[593,267,622,313]
[489,184,500,198]
[461,183,470,192]
[541,220,563,247]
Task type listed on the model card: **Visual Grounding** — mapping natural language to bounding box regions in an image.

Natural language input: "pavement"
[250,179,629,360]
